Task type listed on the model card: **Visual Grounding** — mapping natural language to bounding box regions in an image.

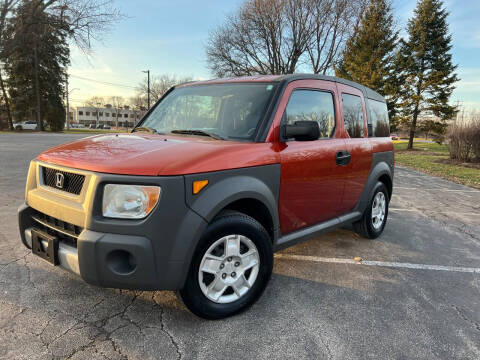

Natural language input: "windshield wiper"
[170,129,224,140]
[132,126,159,134]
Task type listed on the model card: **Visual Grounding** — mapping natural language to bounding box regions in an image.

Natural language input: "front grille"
[31,210,83,248]
[42,167,85,195]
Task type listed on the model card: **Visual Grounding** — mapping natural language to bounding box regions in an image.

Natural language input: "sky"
[68,0,480,111]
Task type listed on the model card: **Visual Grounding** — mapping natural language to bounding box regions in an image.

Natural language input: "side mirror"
[282,121,320,141]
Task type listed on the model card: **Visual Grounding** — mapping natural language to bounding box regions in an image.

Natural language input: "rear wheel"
[179,211,273,319]
[353,182,389,239]
[15,125,22,131]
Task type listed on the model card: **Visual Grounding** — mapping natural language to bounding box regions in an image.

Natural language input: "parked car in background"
[19,74,394,319]
[103,125,111,130]
[89,124,96,129]
[14,121,38,131]
[390,134,399,140]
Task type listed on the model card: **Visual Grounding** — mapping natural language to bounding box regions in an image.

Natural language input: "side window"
[368,99,390,137]
[341,93,364,138]
[285,90,336,138]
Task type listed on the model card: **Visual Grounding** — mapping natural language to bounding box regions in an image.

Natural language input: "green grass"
[394,141,480,189]
[393,141,449,154]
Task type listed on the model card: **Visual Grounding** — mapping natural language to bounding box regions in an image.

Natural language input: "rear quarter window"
[367,99,390,137]
[341,93,364,138]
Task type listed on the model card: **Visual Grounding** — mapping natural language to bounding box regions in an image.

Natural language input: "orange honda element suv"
[19,75,393,319]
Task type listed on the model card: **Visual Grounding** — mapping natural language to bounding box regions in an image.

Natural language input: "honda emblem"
[55,173,65,189]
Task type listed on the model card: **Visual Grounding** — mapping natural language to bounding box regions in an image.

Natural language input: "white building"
[75,104,146,127]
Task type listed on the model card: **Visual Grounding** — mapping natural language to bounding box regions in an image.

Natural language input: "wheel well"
[221,198,274,241]
[378,174,392,200]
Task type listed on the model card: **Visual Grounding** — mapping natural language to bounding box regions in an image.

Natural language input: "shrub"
[447,119,480,162]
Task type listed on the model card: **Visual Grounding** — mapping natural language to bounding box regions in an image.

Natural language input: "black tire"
[179,211,273,319]
[353,182,389,239]
[15,125,22,131]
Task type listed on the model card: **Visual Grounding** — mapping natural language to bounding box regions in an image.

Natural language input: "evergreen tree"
[5,0,70,131]
[396,0,458,149]
[335,0,399,124]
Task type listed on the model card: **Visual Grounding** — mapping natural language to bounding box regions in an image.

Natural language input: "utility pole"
[34,45,43,131]
[96,102,101,128]
[66,73,69,131]
[142,70,150,110]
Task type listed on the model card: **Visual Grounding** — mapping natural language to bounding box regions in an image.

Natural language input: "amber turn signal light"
[193,180,209,194]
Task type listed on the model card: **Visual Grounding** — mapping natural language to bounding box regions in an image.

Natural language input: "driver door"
[278,80,347,234]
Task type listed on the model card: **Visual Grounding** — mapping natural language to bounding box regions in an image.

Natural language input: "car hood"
[37,133,279,176]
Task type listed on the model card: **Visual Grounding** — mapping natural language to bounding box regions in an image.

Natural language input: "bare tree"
[206,0,365,77]
[137,74,192,103]
[108,95,124,129]
[84,95,104,126]
[128,95,147,126]
[307,0,366,74]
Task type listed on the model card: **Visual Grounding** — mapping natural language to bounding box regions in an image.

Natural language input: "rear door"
[336,83,372,213]
[278,80,347,234]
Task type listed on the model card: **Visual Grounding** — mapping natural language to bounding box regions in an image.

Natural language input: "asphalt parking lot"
[1,133,479,360]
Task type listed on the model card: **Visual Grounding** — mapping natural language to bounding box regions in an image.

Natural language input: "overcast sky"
[68,0,480,111]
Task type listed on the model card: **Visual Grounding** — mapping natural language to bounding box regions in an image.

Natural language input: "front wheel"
[353,182,389,239]
[179,211,273,319]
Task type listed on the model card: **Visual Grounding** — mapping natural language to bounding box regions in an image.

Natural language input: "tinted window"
[368,99,390,137]
[341,93,364,138]
[285,90,335,138]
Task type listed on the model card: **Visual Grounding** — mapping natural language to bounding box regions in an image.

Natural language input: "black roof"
[179,73,386,103]
[276,74,385,103]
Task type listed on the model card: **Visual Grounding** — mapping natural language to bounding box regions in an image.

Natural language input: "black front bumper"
[19,203,207,291]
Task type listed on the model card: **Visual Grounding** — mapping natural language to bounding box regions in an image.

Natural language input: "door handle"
[336,150,351,166]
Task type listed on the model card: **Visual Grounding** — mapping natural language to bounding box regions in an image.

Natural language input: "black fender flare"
[186,174,279,228]
[354,153,394,214]
[184,164,280,233]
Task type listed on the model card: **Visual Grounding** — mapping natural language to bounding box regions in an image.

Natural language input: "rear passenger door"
[278,80,347,234]
[336,83,372,214]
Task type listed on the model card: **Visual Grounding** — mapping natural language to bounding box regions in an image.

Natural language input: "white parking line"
[275,254,480,274]
[394,186,479,193]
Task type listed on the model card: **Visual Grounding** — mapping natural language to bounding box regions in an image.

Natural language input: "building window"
[86,112,90,116]
[93,111,97,116]
[99,112,103,116]
[124,114,128,118]
[105,113,109,117]
[130,114,134,118]
[78,111,83,116]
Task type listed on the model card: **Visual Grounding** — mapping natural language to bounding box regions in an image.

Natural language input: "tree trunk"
[33,45,43,131]
[0,70,13,130]
[407,106,418,150]
[408,79,423,150]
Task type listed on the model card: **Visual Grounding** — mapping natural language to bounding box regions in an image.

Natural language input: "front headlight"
[102,184,161,219]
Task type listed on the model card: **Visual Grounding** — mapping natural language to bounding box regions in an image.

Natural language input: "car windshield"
[139,83,277,141]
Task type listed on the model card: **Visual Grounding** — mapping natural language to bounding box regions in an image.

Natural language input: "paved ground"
[1,133,479,360]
